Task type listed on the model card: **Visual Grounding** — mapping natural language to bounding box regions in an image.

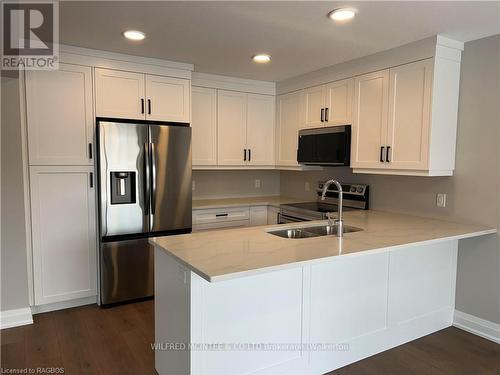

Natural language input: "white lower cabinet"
[192,207,250,232]
[249,206,268,226]
[267,206,280,224]
[192,205,273,231]
[155,240,458,375]
[30,166,97,305]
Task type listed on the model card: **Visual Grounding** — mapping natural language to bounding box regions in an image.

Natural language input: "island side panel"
[309,251,390,372]
[308,240,459,374]
[190,267,309,375]
[154,247,191,375]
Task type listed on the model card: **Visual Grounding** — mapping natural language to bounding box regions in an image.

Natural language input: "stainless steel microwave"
[297,125,351,166]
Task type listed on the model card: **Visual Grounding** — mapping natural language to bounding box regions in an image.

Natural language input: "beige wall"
[1,74,30,311]
[280,34,500,324]
[193,170,280,199]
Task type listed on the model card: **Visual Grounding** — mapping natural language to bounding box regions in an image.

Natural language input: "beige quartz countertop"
[192,195,301,209]
[150,210,496,282]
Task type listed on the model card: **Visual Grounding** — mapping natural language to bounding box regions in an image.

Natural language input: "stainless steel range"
[279,182,369,223]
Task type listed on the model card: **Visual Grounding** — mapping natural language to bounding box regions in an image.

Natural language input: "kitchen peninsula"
[150,210,495,375]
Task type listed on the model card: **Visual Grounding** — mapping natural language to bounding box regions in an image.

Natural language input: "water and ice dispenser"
[110,171,136,204]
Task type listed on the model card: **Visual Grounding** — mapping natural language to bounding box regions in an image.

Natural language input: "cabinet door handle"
[243,149,247,161]
[386,146,391,163]
[320,108,325,122]
[88,143,93,159]
[141,98,145,114]
[216,213,228,218]
[325,107,329,122]
[144,142,150,215]
[248,149,251,161]
[148,99,151,115]
[380,146,385,163]
[89,172,94,188]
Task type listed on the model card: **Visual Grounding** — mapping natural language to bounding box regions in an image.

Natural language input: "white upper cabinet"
[95,68,190,122]
[95,68,145,120]
[302,85,325,128]
[300,79,354,129]
[218,90,247,165]
[30,166,97,305]
[217,90,275,167]
[351,59,444,175]
[246,94,275,166]
[324,78,353,126]
[351,70,390,169]
[192,86,217,166]
[276,91,302,167]
[146,74,190,123]
[386,59,433,170]
[26,63,94,166]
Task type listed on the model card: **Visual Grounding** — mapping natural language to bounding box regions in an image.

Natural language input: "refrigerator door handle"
[151,142,157,215]
[144,142,150,215]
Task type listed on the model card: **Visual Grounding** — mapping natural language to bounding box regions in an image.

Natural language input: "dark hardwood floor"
[1,300,499,374]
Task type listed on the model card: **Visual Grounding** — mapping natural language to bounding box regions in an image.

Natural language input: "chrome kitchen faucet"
[321,179,344,237]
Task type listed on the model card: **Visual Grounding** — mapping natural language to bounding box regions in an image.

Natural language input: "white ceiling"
[60,1,500,82]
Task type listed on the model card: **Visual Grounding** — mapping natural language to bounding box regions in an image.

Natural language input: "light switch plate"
[192,180,196,191]
[255,179,261,188]
[305,182,310,191]
[436,193,446,208]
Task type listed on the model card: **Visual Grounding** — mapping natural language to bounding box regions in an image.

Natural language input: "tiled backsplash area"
[192,170,280,199]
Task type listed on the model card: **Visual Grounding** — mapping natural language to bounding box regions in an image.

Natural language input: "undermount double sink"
[268,224,363,239]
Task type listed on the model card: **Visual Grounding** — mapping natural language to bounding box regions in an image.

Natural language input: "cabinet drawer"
[193,219,249,232]
[192,207,250,225]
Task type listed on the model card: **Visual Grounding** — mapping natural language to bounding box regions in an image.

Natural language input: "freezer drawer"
[100,238,153,305]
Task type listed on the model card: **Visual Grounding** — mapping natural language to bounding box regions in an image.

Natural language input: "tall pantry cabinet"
[25,63,97,305]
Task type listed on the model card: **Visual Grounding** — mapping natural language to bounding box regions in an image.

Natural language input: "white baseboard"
[0,307,33,329]
[31,295,97,314]
[453,310,500,344]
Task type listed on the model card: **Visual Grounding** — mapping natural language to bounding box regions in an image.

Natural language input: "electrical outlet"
[305,182,310,191]
[255,179,261,189]
[192,180,196,191]
[436,193,446,208]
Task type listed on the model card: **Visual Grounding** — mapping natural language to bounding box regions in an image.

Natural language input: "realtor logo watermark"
[1,1,59,70]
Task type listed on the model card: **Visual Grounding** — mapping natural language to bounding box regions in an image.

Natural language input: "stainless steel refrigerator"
[97,119,191,305]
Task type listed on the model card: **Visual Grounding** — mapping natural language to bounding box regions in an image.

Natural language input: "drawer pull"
[216,213,228,218]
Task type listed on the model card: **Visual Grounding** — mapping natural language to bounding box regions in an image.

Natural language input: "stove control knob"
[357,186,364,193]
[350,186,357,192]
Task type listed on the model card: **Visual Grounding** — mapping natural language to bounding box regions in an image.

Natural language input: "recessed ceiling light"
[123,30,146,41]
[328,8,357,22]
[252,54,271,63]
